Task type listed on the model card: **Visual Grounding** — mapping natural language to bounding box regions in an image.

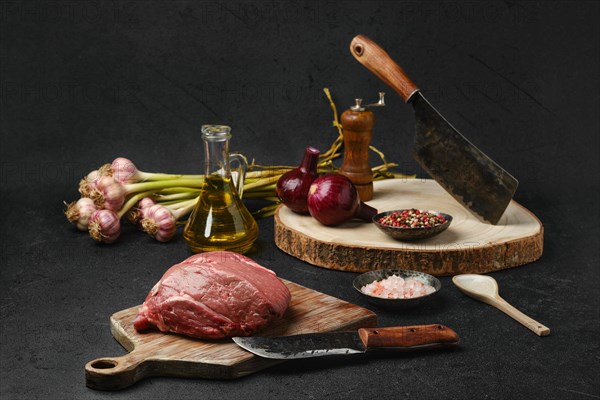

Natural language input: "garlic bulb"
[111,157,140,184]
[91,176,126,211]
[141,204,176,242]
[65,197,97,231]
[88,209,121,243]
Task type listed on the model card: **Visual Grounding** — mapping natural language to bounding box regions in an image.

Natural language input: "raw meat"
[134,251,291,339]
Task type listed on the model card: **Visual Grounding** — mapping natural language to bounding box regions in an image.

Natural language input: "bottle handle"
[229,153,247,198]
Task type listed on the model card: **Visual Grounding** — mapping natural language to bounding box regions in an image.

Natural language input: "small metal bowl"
[372,209,452,241]
[353,269,441,309]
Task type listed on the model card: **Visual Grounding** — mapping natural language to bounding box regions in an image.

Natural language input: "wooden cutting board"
[85,280,377,390]
[275,179,543,275]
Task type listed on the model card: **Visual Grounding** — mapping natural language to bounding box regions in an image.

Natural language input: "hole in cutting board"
[91,360,117,369]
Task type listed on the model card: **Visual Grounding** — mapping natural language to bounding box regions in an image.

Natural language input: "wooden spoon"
[452,274,550,337]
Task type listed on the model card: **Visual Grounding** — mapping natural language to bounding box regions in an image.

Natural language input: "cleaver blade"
[350,34,518,224]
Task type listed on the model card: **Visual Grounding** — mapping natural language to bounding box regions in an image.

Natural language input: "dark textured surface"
[0,1,598,399]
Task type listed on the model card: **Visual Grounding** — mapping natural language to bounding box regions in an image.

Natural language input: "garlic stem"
[243,180,277,192]
[249,164,294,170]
[163,198,197,211]
[124,178,204,194]
[136,171,203,181]
[118,190,156,218]
[155,186,203,194]
[246,169,292,179]
[111,157,203,182]
[153,191,199,201]
[171,199,197,220]
[242,191,277,199]
[252,203,280,218]
[157,199,188,207]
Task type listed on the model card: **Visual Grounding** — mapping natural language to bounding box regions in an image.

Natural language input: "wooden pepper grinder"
[340,92,385,201]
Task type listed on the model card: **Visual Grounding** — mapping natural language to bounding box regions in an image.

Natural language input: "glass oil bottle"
[183,125,258,254]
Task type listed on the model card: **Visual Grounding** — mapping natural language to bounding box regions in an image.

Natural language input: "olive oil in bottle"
[183,125,258,254]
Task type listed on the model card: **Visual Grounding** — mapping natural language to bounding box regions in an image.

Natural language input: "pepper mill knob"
[366,92,386,107]
[351,98,365,111]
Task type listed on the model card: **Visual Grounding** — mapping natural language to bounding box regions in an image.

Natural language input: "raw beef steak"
[134,251,291,339]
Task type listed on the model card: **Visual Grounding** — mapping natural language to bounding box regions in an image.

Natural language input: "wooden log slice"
[274,179,543,276]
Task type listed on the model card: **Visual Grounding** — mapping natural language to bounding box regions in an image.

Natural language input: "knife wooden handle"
[350,35,419,103]
[358,325,459,349]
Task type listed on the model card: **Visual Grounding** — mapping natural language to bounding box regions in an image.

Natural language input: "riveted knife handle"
[358,325,459,349]
[350,35,419,103]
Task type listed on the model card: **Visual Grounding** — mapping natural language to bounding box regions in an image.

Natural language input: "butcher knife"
[232,324,459,359]
[350,35,518,224]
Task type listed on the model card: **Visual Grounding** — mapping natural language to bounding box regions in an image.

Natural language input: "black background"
[1,1,598,399]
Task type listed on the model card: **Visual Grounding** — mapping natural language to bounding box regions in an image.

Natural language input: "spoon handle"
[493,297,550,336]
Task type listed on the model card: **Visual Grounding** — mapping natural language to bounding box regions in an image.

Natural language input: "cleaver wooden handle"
[358,324,459,349]
[350,35,419,103]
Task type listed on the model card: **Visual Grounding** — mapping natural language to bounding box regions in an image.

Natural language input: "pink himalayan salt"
[361,275,436,299]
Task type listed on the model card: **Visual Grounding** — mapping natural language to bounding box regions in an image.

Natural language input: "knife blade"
[232,324,459,359]
[349,35,518,224]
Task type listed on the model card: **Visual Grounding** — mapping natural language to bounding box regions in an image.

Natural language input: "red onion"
[141,204,176,242]
[276,147,320,214]
[88,209,121,243]
[65,197,97,231]
[307,173,377,226]
[91,176,126,211]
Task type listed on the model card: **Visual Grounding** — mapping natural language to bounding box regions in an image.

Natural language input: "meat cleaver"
[350,35,518,224]
[232,324,459,359]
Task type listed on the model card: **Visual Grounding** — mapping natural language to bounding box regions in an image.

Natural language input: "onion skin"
[276,147,320,214]
[307,173,377,226]
[88,210,121,243]
[141,204,176,242]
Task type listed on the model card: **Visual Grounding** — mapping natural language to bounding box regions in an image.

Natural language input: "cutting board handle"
[350,35,419,103]
[85,351,147,391]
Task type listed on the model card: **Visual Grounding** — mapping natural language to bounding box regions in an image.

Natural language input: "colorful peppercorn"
[378,209,447,228]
